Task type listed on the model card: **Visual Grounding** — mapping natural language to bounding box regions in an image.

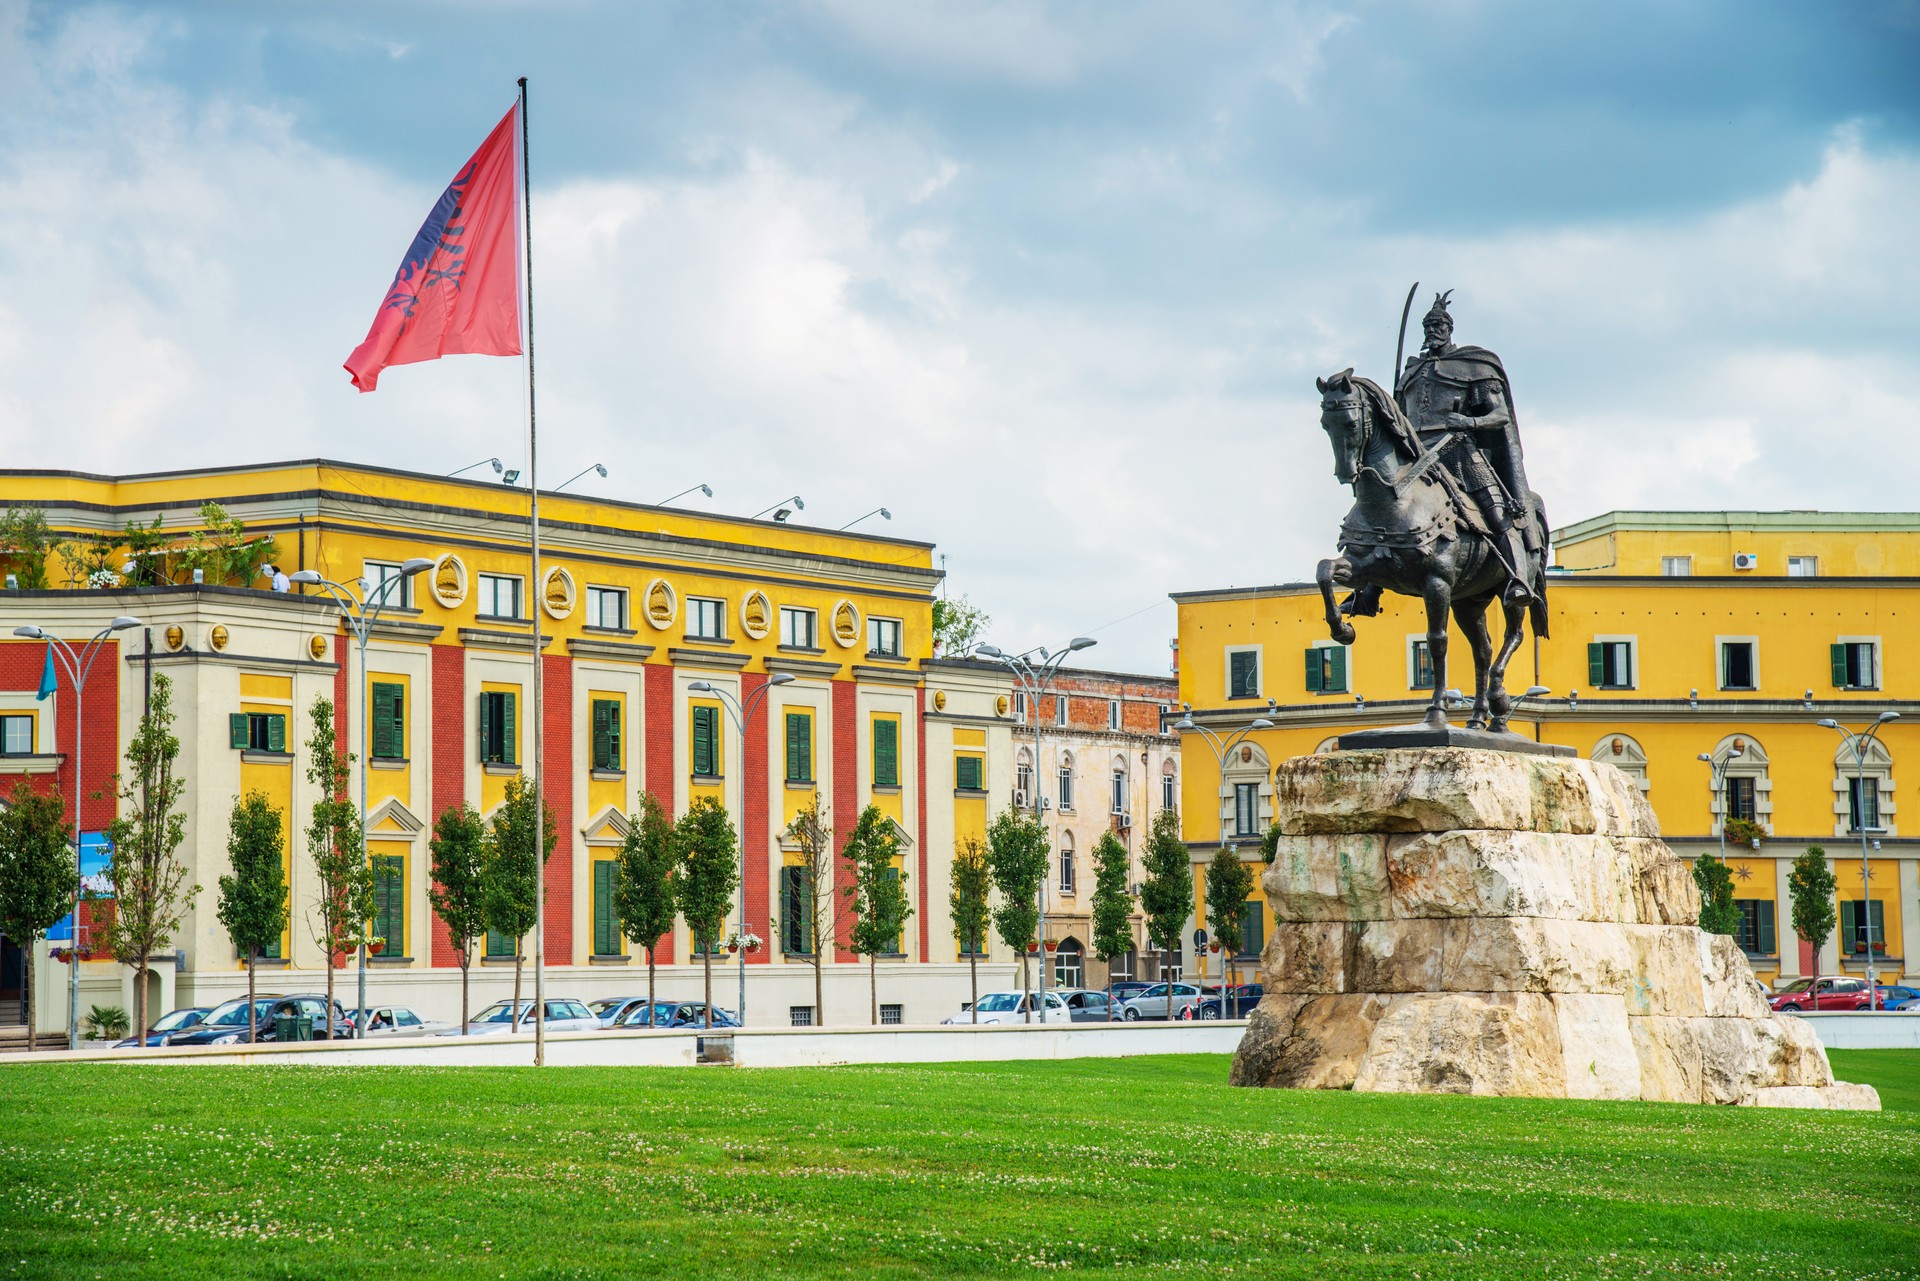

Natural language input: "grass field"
[3,1052,1917,1280]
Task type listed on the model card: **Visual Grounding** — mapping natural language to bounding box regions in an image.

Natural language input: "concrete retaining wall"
[1793,1011,1920,1049]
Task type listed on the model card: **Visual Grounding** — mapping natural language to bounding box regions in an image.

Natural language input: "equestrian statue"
[1314,288,1553,741]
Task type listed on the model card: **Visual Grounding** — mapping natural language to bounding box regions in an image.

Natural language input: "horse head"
[1316,367,1366,485]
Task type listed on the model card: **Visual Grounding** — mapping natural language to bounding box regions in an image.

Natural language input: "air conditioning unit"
[1732,552,1758,570]
[1116,813,1132,830]
[1013,789,1030,809]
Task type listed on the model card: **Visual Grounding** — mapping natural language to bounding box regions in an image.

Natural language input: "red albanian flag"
[345,105,522,392]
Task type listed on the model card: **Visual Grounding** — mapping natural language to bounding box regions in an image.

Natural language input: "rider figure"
[1396,291,1538,605]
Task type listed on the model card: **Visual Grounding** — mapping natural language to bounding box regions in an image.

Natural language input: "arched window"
[1832,736,1895,839]
[1110,754,1130,817]
[1708,734,1771,838]
[1160,760,1177,812]
[1314,736,1342,754]
[1015,748,1034,807]
[1058,751,1075,812]
[1591,733,1651,796]
[1220,742,1273,840]
[1053,937,1085,988]
[1059,831,1077,896]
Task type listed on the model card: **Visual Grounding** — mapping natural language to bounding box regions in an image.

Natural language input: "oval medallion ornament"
[932,690,948,712]
[309,635,329,661]
[164,625,185,651]
[995,694,1010,717]
[208,625,230,652]
[740,591,771,640]
[541,567,576,620]
[429,554,468,609]
[643,579,677,631]
[830,599,861,649]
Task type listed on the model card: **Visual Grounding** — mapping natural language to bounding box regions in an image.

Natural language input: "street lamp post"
[1170,704,1274,1017]
[977,637,1096,1023]
[287,561,434,1036]
[1817,712,1899,1011]
[12,616,142,1050]
[1696,742,1747,872]
[688,673,794,1025]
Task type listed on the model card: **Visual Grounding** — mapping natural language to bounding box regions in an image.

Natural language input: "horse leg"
[1453,598,1495,730]
[1317,558,1357,645]
[1485,598,1529,734]
[1422,577,1452,728]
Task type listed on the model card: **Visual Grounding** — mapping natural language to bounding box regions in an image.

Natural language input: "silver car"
[351,1006,449,1038]
[941,991,1070,1025]
[1117,983,1201,1021]
[587,995,657,1028]
[436,998,602,1037]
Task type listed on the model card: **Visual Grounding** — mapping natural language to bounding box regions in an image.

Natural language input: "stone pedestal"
[1230,749,1878,1109]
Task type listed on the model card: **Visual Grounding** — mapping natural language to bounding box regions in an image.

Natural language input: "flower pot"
[1025,942,1039,953]
[369,941,386,956]
[1208,943,1222,954]
[727,943,740,954]
[1043,941,1058,953]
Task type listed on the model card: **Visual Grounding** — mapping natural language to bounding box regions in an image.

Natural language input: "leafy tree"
[950,834,993,1019]
[180,501,277,586]
[482,773,558,1034]
[985,808,1048,1020]
[615,793,678,1028]
[843,804,912,1026]
[428,802,487,1034]
[99,673,195,1044]
[781,799,837,1027]
[1260,822,1283,865]
[218,791,288,1044]
[1206,846,1257,1015]
[0,781,76,1051]
[1691,852,1740,937]
[930,594,990,658]
[304,695,370,1038]
[1140,806,1194,1021]
[1790,846,1838,997]
[121,513,171,587]
[1089,831,1134,1022]
[0,506,58,589]
[673,796,738,1030]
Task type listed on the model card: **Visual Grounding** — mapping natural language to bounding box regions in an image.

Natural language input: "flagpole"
[518,75,545,1069]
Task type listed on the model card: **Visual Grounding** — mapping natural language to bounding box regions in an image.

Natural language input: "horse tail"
[1529,491,1551,639]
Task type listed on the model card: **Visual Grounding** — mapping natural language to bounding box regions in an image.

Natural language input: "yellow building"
[1172,510,1920,992]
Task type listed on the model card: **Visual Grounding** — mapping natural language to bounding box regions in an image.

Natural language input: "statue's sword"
[1393,280,1419,392]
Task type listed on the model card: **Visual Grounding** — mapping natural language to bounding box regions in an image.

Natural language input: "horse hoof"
[1333,624,1356,645]
[1487,718,1510,734]
[1465,717,1488,731]
[1423,708,1449,729]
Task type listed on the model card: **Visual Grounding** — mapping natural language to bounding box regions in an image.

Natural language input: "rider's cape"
[1396,344,1531,515]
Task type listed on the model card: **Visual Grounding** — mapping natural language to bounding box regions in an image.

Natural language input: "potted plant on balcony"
[1724,817,1767,850]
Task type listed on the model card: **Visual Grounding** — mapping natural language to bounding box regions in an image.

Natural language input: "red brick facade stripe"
[429,643,465,967]
[333,633,349,759]
[541,651,573,965]
[916,684,930,961]
[741,672,770,964]
[832,678,858,961]
[0,639,117,833]
[642,661,675,957]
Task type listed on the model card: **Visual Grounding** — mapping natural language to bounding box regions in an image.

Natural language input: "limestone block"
[1235,993,1396,1089]
[1819,1082,1882,1111]
[1695,1017,1766,1105]
[1272,749,1659,838]
[1627,843,1701,926]
[1348,918,1446,992]
[1388,830,1601,922]
[1264,833,1391,921]
[1353,992,1566,1098]
[1441,917,1634,995]
[1699,932,1771,1019]
[1631,1016,1705,1103]
[1749,1083,1881,1111]
[1227,994,1311,1087]
[1262,922,1348,994]
[1752,1014,1834,1088]
[1552,993,1641,1101]
[1623,925,1706,1016]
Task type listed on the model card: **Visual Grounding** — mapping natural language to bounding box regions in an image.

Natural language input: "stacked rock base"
[1229,748,1878,1110]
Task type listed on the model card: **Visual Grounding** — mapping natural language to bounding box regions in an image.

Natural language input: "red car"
[1768,977,1875,1012]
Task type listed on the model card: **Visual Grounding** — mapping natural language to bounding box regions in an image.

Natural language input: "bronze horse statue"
[1313,369,1549,734]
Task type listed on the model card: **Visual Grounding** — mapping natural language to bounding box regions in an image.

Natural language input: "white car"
[1117,983,1202,1021]
[942,991,1070,1025]
[435,998,602,1037]
[351,1006,449,1038]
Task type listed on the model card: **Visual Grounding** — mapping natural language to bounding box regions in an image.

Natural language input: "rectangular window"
[477,573,522,619]
[1841,899,1887,954]
[781,865,814,955]
[1058,764,1074,811]
[1015,758,1034,800]
[1304,646,1348,694]
[1661,556,1692,577]
[879,1003,903,1025]
[1054,696,1069,727]
[867,616,903,658]
[1831,641,1878,690]
[486,927,516,958]
[1720,641,1756,690]
[1228,650,1259,699]
[789,1006,815,1026]
[1735,899,1777,956]
[1725,775,1756,823]
[1059,845,1076,895]
[585,586,627,630]
[779,607,817,649]
[1848,776,1881,832]
[370,854,404,958]
[1162,770,1176,811]
[370,682,405,760]
[1011,691,1027,723]
[592,859,621,956]
[1111,769,1127,816]
[0,715,32,755]
[1108,699,1122,731]
[1586,640,1634,690]
[1238,900,1264,958]
[1233,782,1259,836]
[590,698,623,771]
[955,754,984,791]
[1787,556,1819,578]
[364,561,412,609]
[691,705,720,777]
[872,717,900,787]
[687,597,725,640]
[959,919,988,957]
[229,712,288,753]
[1410,640,1434,691]
[784,711,813,783]
[477,691,517,765]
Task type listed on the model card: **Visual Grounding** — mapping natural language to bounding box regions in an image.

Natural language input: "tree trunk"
[813,951,824,1029]
[247,950,257,1043]
[135,952,150,1048]
[969,947,978,1020]
[870,953,877,1026]
[1106,967,1113,1023]
[459,948,470,1035]
[22,942,33,1053]
[703,942,713,1029]
[511,950,524,1035]
[1021,950,1031,1024]
[645,946,656,1027]
[323,943,335,1040]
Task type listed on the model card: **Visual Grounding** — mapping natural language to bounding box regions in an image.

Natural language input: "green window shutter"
[486,927,512,958]
[606,700,621,767]
[1329,647,1347,693]
[1304,648,1323,692]
[1831,643,1849,687]
[371,683,402,759]
[229,713,248,749]
[591,700,611,771]
[266,714,286,753]
[692,706,716,776]
[1758,901,1776,955]
[785,713,811,783]
[874,718,898,786]
[1588,643,1606,686]
[370,855,403,956]
[593,860,618,955]
[478,693,494,762]
[956,754,982,791]
[501,693,517,766]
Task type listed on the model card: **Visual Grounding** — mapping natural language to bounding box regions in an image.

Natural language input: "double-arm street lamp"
[1170,703,1274,1013]
[688,673,794,1025]
[1817,711,1899,1011]
[288,560,434,1035]
[12,616,143,1050]
[977,637,1095,1022]
[1696,742,1747,869]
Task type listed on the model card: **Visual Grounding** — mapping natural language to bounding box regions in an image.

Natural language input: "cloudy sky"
[2,2,1916,671]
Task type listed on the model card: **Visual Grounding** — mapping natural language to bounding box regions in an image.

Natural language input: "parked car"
[1107,980,1155,1005]
[1873,984,1920,1009]
[438,998,602,1037]
[588,996,659,1028]
[1768,977,1875,1012]
[165,994,355,1046]
[941,991,1070,1024]
[1894,995,1920,1012]
[1185,984,1264,1020]
[617,1001,741,1029]
[350,1006,447,1038]
[1055,989,1116,1022]
[114,1006,210,1048]
[1117,983,1201,1021]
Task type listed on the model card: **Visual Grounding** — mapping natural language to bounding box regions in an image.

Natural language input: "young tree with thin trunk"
[782,799,836,1027]
[0,781,76,1052]
[1141,806,1193,1022]
[99,673,194,1044]
[615,793,677,1028]
[304,696,370,1039]
[218,791,287,1044]
[1205,845,1256,1018]
[985,808,1048,1022]
[1790,845,1838,1005]
[950,834,993,1019]
[843,804,911,1026]
[674,796,738,1030]
[1692,851,1740,937]
[427,802,487,1034]
[482,773,557,1034]
[1089,830,1134,1022]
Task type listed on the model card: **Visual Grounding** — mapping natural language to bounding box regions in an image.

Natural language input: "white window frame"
[0,714,33,755]
[1161,766,1177,811]
[1057,755,1074,812]
[867,616,903,658]
[1224,644,1262,700]
[585,585,627,630]
[1662,556,1692,577]
[477,573,523,620]
[1011,690,1027,723]
[1787,556,1819,578]
[364,560,412,609]
[1830,736,1895,839]
[1836,635,1881,692]
[1110,768,1128,816]
[1107,699,1121,731]
[687,596,726,641]
[1592,634,1638,691]
[1716,635,1761,692]
[1406,635,1435,690]
[1059,834,1076,896]
[1054,695,1069,728]
[779,606,818,649]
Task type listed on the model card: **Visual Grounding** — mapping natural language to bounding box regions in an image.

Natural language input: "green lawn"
[3,1052,1917,1280]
